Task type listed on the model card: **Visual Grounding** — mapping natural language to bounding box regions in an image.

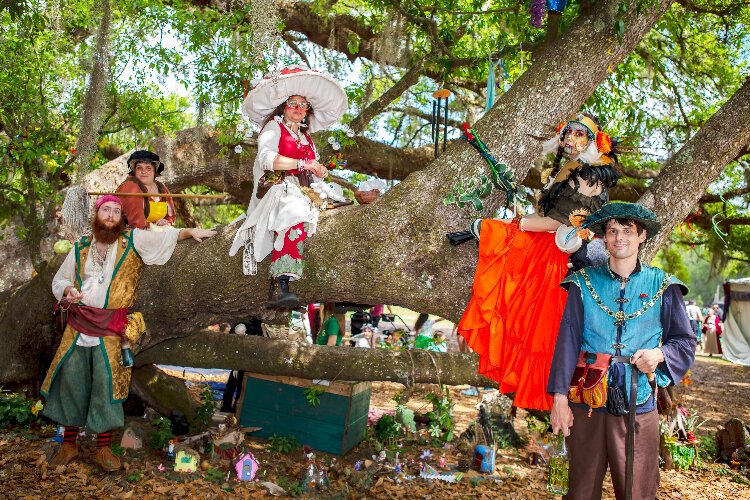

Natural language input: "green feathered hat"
[583,201,661,240]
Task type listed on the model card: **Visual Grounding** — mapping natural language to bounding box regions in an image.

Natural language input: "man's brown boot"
[49,444,79,467]
[92,447,121,472]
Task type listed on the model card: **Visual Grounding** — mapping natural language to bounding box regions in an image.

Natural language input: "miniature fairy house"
[173,449,200,473]
[120,426,143,450]
[233,451,259,481]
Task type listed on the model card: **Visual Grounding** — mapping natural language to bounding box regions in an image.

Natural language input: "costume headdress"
[95,194,123,210]
[242,65,348,133]
[582,202,661,240]
[540,112,616,170]
[127,150,165,176]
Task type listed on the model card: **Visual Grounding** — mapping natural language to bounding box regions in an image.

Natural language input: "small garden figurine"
[174,449,200,473]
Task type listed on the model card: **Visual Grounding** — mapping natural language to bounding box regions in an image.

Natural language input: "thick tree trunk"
[640,77,750,261]
[0,0,678,385]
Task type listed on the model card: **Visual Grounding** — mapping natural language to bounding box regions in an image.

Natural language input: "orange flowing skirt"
[458,219,569,410]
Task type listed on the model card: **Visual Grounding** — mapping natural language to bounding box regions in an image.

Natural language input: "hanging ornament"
[530,0,546,28]
[529,0,568,29]
[234,145,243,154]
[485,57,509,113]
[325,131,348,169]
[546,0,569,13]
[431,89,451,159]
[443,123,524,212]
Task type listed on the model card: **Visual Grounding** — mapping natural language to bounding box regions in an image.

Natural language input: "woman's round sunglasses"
[286,99,312,110]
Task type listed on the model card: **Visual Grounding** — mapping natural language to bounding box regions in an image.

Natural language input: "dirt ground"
[0,355,748,499]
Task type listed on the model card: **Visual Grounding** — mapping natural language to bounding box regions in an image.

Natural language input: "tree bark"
[640,77,750,261]
[130,364,200,426]
[0,0,676,385]
[135,333,495,387]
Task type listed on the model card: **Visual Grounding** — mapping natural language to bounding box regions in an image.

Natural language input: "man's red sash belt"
[66,303,128,340]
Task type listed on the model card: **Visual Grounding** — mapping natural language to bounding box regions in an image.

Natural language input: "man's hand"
[63,286,83,304]
[631,348,664,374]
[178,228,217,242]
[550,393,574,437]
[155,219,169,227]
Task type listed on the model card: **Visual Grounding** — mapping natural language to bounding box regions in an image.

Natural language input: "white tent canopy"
[722,278,750,366]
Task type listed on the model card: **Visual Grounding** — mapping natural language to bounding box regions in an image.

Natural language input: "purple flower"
[419,449,433,460]
[530,0,546,28]
[354,460,364,471]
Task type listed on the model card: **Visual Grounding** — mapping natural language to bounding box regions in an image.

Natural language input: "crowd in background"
[685,300,724,357]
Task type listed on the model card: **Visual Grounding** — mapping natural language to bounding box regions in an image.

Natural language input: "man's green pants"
[42,344,124,434]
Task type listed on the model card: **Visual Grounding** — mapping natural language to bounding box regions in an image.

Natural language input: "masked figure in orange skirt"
[457,113,620,410]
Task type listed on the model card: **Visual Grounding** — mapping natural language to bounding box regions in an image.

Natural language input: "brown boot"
[92,447,121,471]
[49,444,79,467]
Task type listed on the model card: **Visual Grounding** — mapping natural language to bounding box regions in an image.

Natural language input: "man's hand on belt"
[630,347,664,375]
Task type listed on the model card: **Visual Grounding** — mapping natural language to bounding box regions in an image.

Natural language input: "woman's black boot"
[271,275,299,308]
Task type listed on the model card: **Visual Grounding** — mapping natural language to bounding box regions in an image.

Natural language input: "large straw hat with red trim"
[242,66,348,132]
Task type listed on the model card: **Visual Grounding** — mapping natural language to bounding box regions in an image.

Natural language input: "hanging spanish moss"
[249,0,280,66]
[196,95,211,127]
[373,11,407,67]
[74,0,112,179]
[61,0,112,238]
[327,22,337,51]
[61,185,91,238]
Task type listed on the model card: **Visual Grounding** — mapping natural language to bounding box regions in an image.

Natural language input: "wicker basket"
[354,189,380,204]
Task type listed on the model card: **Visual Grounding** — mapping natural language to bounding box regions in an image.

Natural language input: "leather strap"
[609,355,636,500]
[625,363,638,500]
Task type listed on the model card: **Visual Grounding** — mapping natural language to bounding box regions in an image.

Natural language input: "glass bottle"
[121,340,134,367]
[301,447,328,492]
[547,433,569,495]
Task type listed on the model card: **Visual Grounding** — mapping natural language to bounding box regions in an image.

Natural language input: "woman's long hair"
[539,163,621,216]
[414,313,429,333]
[260,98,315,130]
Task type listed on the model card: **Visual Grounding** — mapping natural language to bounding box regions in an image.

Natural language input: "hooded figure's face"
[561,123,590,157]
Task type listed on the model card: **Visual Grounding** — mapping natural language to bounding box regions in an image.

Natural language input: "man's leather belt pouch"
[568,351,611,416]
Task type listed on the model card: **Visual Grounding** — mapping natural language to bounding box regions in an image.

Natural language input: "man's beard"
[92,216,125,244]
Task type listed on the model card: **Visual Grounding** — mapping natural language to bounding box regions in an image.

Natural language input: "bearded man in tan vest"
[42,195,215,471]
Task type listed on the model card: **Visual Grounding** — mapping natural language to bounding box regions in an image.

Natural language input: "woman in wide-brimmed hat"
[229,66,348,308]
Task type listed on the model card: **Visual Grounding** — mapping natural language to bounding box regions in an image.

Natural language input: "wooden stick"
[88,192,227,199]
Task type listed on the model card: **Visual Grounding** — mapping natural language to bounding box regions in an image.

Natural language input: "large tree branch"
[393,106,464,131]
[700,186,750,204]
[83,127,430,205]
[349,61,426,134]
[136,332,494,387]
[640,77,750,260]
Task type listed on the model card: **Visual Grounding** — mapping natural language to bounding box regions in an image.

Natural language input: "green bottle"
[547,433,569,495]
